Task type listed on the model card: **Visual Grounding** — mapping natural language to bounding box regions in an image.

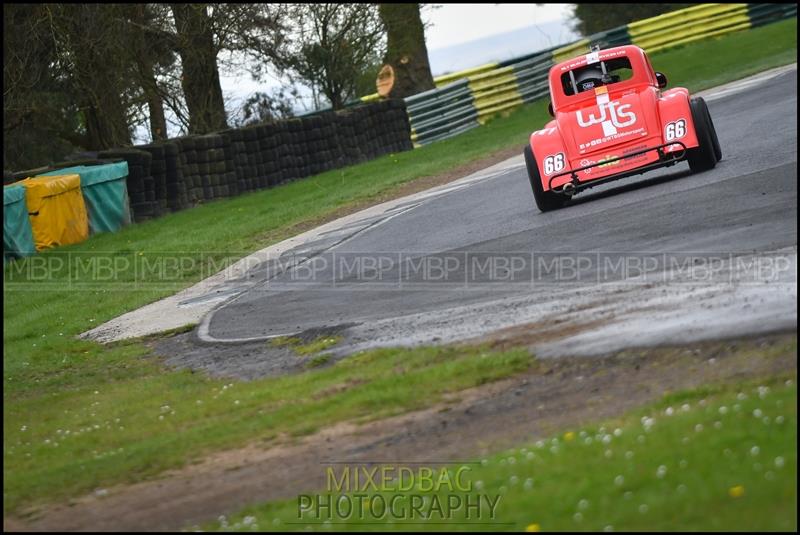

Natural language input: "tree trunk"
[170,4,228,134]
[129,4,169,141]
[72,50,131,148]
[378,3,435,99]
[139,59,168,141]
[83,99,130,150]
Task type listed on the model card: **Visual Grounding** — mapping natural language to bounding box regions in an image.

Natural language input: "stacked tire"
[98,148,156,222]
[258,124,282,188]
[80,98,415,220]
[220,129,254,194]
[202,99,413,204]
[307,113,343,175]
[174,136,202,205]
[381,99,414,153]
[192,134,237,201]
[137,144,168,216]
[355,106,380,160]
[330,109,363,165]
[163,141,189,211]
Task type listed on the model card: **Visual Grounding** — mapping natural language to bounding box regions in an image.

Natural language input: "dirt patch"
[151,323,357,380]
[6,331,796,532]
[312,378,368,400]
[149,311,606,382]
[470,318,615,351]
[152,331,308,380]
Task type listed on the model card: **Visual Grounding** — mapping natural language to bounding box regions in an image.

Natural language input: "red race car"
[525,44,721,211]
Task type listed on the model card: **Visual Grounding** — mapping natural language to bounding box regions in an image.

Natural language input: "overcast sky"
[422,3,573,49]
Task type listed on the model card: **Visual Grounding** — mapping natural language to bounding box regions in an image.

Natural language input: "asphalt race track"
[200,68,797,355]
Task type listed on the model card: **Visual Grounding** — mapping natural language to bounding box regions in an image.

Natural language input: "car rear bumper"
[548,142,688,195]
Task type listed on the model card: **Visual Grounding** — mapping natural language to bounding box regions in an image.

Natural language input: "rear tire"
[524,144,566,212]
[705,102,722,162]
[687,97,718,172]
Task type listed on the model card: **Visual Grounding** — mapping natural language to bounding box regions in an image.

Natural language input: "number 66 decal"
[543,153,565,175]
[665,119,686,141]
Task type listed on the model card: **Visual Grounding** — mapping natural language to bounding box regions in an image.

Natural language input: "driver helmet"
[574,66,605,93]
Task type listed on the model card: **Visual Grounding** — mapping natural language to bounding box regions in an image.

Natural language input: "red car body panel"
[529,45,699,191]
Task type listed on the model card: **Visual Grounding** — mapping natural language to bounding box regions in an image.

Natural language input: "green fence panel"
[3,184,36,261]
[747,3,797,27]
[40,162,131,234]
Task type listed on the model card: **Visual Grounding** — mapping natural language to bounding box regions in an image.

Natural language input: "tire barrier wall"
[4,98,412,249]
[100,99,412,223]
[96,148,158,222]
[359,3,795,146]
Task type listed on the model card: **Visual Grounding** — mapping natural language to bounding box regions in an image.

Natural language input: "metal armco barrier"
[405,80,478,145]
[363,3,794,147]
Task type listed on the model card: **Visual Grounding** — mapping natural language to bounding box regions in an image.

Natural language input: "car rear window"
[561,57,634,96]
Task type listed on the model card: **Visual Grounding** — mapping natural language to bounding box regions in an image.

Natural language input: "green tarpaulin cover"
[41,162,131,234]
[3,184,36,261]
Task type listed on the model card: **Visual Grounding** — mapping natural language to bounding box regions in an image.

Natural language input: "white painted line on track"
[700,63,796,102]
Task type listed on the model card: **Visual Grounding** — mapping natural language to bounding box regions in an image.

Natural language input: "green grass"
[203,376,798,532]
[2,344,531,513]
[3,19,797,515]
[649,18,797,92]
[306,354,331,368]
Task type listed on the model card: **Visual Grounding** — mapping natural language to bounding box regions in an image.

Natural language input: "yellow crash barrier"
[20,174,89,251]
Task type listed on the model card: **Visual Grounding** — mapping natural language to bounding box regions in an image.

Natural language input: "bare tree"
[232,88,298,127]
[278,4,385,110]
[3,4,77,168]
[167,3,289,134]
[3,2,291,167]
[4,4,173,164]
[121,4,178,141]
[45,4,137,149]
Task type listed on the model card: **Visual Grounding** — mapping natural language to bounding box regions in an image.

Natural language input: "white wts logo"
[577,101,636,136]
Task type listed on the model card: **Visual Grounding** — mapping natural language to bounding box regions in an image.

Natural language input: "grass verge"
[3,344,531,513]
[3,19,797,514]
[204,376,797,532]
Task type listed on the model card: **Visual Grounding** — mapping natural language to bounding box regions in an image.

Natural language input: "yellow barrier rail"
[630,4,750,53]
